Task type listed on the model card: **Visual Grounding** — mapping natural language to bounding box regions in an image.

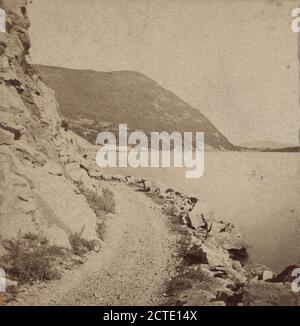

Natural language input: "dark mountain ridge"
[35,64,236,150]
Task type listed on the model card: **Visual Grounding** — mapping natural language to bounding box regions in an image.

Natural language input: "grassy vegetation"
[96,222,106,241]
[80,187,115,240]
[0,189,115,288]
[69,232,94,257]
[162,204,178,217]
[79,187,116,219]
[61,120,69,132]
[98,188,115,214]
[167,276,194,294]
[0,233,66,284]
[166,267,211,300]
[145,193,166,206]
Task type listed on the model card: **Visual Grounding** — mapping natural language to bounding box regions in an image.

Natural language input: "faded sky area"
[28,0,300,146]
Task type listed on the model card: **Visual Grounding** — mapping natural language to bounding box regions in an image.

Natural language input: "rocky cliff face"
[0,0,102,255]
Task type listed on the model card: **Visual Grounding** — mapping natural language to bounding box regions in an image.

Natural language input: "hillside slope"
[35,65,236,150]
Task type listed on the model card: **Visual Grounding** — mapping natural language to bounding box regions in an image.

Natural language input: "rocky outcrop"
[0,0,101,253]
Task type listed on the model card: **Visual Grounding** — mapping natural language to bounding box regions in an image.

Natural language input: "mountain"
[34,65,236,151]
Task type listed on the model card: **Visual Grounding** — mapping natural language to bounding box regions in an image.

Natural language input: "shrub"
[0,233,65,284]
[61,120,69,132]
[146,193,165,206]
[69,232,94,256]
[98,188,115,214]
[80,187,116,219]
[162,204,177,217]
[167,276,193,295]
[96,221,106,241]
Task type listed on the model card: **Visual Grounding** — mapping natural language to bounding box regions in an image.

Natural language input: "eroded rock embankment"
[0,0,104,256]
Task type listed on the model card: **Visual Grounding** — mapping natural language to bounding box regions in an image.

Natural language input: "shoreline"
[86,169,300,306]
[95,150,300,273]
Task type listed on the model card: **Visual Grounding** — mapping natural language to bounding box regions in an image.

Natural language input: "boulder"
[262,270,274,281]
[188,201,213,229]
[210,265,247,286]
[101,173,112,181]
[271,265,300,283]
[209,223,247,259]
[185,238,232,268]
[242,281,300,306]
[144,179,160,194]
[156,183,171,197]
[193,264,236,300]
[174,264,235,304]
[244,263,274,280]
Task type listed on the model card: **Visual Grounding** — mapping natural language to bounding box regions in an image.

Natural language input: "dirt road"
[17,183,176,306]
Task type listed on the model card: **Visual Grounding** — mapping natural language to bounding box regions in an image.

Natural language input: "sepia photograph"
[0,0,300,311]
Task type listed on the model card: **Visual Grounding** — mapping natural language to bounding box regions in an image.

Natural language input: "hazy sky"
[28,0,300,145]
